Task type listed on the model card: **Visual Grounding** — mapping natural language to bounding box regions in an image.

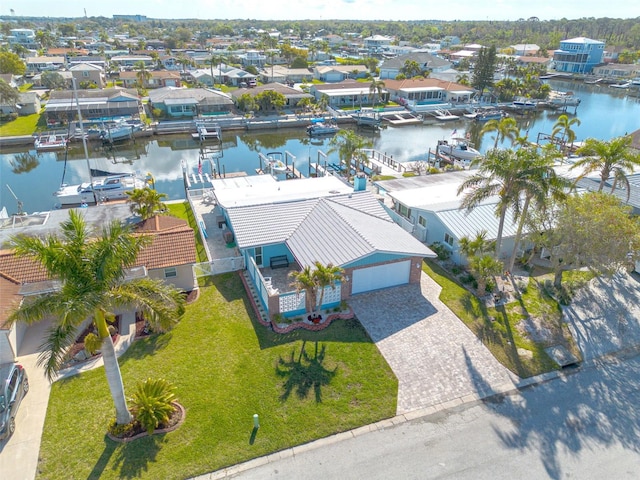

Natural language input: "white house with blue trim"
[211,175,435,319]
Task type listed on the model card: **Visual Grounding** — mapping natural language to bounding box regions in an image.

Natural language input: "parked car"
[0,363,29,441]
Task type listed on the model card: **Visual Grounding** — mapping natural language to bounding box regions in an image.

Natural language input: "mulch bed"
[107,402,185,443]
[63,316,121,365]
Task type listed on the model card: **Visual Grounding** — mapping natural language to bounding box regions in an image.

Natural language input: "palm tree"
[7,210,185,425]
[551,114,581,154]
[480,117,520,149]
[134,61,151,89]
[572,135,640,200]
[506,146,569,271]
[457,149,525,257]
[469,254,504,297]
[312,261,343,311]
[458,230,494,260]
[369,79,386,108]
[289,266,317,314]
[125,188,168,220]
[328,130,373,178]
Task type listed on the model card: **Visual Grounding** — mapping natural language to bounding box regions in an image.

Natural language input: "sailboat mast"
[71,78,97,204]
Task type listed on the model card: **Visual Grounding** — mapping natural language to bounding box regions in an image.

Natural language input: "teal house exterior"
[553,37,605,74]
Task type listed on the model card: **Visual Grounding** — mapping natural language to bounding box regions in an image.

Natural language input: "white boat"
[99,119,142,143]
[264,152,287,173]
[432,109,459,121]
[436,138,482,162]
[351,109,382,128]
[34,134,68,151]
[54,173,148,206]
[548,91,581,107]
[307,122,339,136]
[474,109,504,122]
[512,98,537,110]
[610,82,631,89]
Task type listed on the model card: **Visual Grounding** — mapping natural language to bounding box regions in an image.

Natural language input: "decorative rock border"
[106,402,186,443]
[238,271,355,334]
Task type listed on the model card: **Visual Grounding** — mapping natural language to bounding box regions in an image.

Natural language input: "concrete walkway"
[349,273,517,415]
[0,312,137,480]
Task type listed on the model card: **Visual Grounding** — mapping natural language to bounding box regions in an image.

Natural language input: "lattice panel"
[280,291,306,313]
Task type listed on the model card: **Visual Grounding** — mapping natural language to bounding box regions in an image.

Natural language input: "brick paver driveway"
[349,273,516,414]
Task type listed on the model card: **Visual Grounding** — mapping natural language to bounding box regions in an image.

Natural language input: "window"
[255,246,263,266]
[82,71,89,77]
[398,203,411,218]
[164,267,177,278]
[418,216,427,227]
[444,233,454,247]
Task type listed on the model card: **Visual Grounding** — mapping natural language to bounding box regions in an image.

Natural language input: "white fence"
[193,257,245,277]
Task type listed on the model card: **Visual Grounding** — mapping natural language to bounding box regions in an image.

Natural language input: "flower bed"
[106,402,185,443]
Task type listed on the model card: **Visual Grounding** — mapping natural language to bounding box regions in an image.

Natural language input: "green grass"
[37,274,397,480]
[0,112,44,136]
[423,260,571,378]
[165,201,208,264]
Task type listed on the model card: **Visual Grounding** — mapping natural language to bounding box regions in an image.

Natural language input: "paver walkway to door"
[349,273,517,414]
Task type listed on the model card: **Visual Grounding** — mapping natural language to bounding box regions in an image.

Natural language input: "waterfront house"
[553,37,605,74]
[45,88,141,124]
[0,205,197,358]
[591,63,640,82]
[363,34,393,53]
[383,78,474,112]
[309,81,390,108]
[260,65,313,84]
[110,54,154,69]
[379,52,452,80]
[231,83,313,110]
[210,175,435,319]
[239,50,266,68]
[0,91,41,116]
[148,86,234,118]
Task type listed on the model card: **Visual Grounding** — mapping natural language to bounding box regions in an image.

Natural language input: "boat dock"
[382,112,422,125]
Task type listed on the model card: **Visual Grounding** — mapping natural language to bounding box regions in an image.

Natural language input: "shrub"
[107,324,117,337]
[83,332,102,355]
[451,265,462,275]
[107,419,136,437]
[429,242,451,261]
[130,378,176,434]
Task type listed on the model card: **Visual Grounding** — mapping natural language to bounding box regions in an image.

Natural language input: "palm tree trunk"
[95,310,132,425]
[507,195,531,272]
[553,268,563,288]
[495,204,507,257]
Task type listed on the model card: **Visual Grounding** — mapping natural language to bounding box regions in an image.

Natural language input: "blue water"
[2,79,639,214]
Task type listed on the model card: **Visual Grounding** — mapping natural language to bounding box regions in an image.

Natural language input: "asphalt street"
[218,353,640,480]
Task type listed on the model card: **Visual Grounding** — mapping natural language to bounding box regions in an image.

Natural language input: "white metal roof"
[213,175,353,208]
[436,204,520,242]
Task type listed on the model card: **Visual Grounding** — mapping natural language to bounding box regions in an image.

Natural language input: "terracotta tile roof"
[133,215,197,269]
[0,274,22,329]
[0,250,48,284]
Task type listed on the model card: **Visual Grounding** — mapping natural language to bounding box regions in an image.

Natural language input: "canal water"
[1,79,639,214]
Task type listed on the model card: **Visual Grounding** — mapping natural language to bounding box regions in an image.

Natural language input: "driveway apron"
[349,273,516,415]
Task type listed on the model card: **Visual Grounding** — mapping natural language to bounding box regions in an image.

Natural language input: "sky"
[3,0,638,22]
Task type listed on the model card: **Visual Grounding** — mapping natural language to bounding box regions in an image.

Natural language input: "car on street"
[0,362,29,440]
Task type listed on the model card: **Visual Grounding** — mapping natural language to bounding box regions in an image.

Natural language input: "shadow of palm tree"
[110,434,167,479]
[276,340,337,403]
[86,435,117,480]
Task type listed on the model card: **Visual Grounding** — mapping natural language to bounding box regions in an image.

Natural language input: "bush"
[130,378,177,434]
[460,273,475,284]
[83,332,101,355]
[451,265,462,275]
[429,242,451,261]
[107,419,136,437]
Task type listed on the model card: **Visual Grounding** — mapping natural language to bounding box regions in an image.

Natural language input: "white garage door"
[351,260,411,295]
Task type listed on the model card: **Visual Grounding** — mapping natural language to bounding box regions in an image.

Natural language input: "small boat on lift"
[547,91,581,107]
[34,133,68,151]
[54,173,150,207]
[436,137,482,163]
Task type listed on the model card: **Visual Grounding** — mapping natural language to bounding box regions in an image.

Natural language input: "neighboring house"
[379,52,452,80]
[322,34,344,46]
[67,56,107,70]
[313,65,368,82]
[45,88,141,123]
[110,55,154,68]
[239,50,266,67]
[8,28,37,49]
[231,82,313,109]
[211,175,435,319]
[69,63,106,88]
[119,70,182,88]
[0,205,197,357]
[260,66,313,84]
[25,56,65,74]
[440,36,461,49]
[510,44,541,56]
[377,171,521,265]
[591,63,640,81]
[309,81,386,108]
[0,91,42,116]
[148,87,234,118]
[514,56,552,69]
[553,37,605,74]
[383,78,474,112]
[187,69,218,87]
[31,70,73,88]
[46,48,91,62]
[159,55,179,70]
[0,74,20,88]
[364,35,393,52]
[224,67,258,87]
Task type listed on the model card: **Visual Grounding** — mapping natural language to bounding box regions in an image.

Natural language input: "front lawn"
[37,274,397,480]
[0,112,44,137]
[423,260,577,377]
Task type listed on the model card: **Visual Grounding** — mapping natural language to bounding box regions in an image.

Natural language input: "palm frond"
[37,323,77,381]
